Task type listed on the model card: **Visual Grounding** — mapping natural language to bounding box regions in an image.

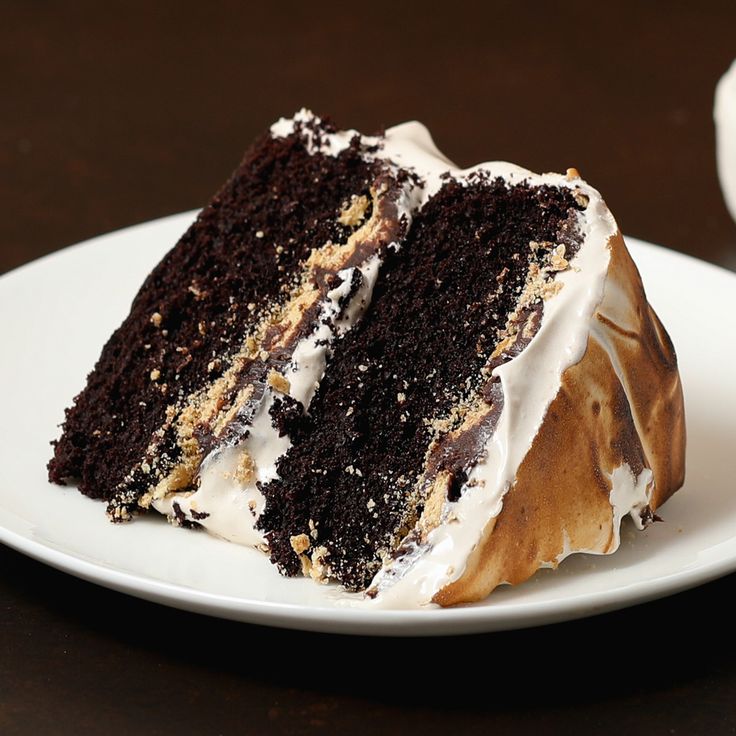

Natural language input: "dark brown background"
[2,2,735,734]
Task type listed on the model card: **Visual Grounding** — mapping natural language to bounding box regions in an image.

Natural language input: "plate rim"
[3,517,736,637]
[2,213,735,636]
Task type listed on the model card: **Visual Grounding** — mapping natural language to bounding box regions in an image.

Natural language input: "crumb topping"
[290,533,311,555]
[234,450,256,485]
[338,194,370,227]
[267,369,291,395]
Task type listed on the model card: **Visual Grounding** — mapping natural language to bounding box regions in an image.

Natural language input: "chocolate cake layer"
[258,177,583,591]
[48,123,382,505]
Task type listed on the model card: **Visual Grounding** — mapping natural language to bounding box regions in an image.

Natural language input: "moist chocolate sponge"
[49,126,380,503]
[258,177,582,590]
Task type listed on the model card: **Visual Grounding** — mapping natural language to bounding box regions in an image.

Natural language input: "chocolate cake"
[48,110,686,607]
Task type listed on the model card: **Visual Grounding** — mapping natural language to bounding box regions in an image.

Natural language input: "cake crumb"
[397,392,406,404]
[290,533,311,555]
[338,194,369,227]
[566,167,581,180]
[109,505,132,522]
[255,230,264,239]
[522,311,541,339]
[358,364,368,372]
[234,450,256,485]
[188,283,206,300]
[309,546,330,583]
[247,302,256,312]
[549,244,569,271]
[267,369,291,395]
[150,368,161,381]
[308,519,318,540]
[541,280,564,300]
[150,312,162,328]
[299,555,313,577]
[574,189,590,207]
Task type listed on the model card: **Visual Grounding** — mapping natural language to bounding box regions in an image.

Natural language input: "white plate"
[1,212,735,636]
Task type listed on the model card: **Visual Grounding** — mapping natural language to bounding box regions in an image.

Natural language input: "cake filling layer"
[151,249,388,544]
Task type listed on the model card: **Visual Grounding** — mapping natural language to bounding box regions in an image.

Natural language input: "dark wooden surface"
[2,2,735,734]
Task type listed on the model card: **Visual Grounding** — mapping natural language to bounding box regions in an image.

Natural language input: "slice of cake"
[49,110,685,607]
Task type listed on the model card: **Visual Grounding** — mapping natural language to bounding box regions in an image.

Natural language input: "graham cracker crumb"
[188,283,206,300]
[566,167,581,180]
[541,280,564,300]
[267,369,291,395]
[308,518,318,540]
[234,450,256,485]
[522,311,541,339]
[574,189,590,207]
[419,471,452,538]
[309,546,330,583]
[290,533,311,555]
[549,244,569,271]
[150,312,162,328]
[150,368,161,381]
[108,505,132,522]
[299,554,313,577]
[338,194,370,227]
